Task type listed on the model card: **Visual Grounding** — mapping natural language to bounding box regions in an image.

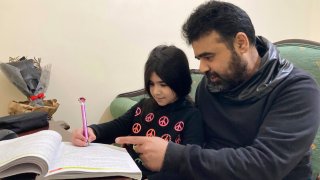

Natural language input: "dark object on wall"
[0,111,48,133]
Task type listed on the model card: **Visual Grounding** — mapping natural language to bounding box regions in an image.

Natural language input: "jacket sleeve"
[90,101,141,144]
[161,76,320,179]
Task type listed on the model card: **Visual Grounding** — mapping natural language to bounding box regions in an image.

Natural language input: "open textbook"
[0,130,142,180]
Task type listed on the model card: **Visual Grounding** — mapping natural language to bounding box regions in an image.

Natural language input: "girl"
[72,45,204,179]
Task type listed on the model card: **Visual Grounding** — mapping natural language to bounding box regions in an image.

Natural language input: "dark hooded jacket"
[161,37,320,180]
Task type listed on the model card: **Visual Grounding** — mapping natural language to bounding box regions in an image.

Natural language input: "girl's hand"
[71,127,96,147]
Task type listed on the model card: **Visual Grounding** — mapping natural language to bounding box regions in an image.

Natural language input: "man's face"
[192,31,248,92]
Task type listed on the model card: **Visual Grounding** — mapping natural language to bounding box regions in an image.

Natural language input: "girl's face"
[149,72,177,106]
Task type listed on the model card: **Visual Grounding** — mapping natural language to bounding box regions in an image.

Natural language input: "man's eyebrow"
[195,52,214,60]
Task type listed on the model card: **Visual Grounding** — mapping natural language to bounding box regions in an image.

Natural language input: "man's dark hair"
[144,45,192,99]
[182,0,256,48]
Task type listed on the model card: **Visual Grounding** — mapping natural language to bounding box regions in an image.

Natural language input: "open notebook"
[0,130,142,179]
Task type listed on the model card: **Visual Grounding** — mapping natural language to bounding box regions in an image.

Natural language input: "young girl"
[72,45,204,179]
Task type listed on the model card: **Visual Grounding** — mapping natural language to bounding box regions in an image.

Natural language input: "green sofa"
[109,39,320,179]
[275,39,320,180]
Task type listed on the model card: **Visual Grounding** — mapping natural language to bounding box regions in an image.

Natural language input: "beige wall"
[1,0,319,130]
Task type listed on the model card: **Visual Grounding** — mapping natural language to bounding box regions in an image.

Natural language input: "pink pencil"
[79,97,89,145]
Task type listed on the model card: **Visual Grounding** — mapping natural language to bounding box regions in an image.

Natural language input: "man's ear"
[233,32,249,54]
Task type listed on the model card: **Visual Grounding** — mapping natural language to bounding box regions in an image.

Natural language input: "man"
[116,1,320,179]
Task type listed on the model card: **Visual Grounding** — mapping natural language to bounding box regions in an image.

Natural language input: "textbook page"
[0,130,62,178]
[46,142,142,180]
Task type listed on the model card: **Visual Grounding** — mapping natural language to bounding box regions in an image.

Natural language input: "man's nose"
[199,60,209,73]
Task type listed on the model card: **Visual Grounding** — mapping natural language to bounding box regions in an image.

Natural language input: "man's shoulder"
[274,66,320,97]
[286,67,318,86]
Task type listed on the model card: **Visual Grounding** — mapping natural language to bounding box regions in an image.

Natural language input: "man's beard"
[206,51,248,93]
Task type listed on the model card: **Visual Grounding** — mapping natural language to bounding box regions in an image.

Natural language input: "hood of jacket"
[208,36,293,103]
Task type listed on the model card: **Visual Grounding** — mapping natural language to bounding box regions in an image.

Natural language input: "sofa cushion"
[110,97,138,119]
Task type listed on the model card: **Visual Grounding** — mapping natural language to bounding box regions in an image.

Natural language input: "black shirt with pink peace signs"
[90,97,204,179]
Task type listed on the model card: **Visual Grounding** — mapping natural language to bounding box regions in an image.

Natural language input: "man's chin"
[207,83,224,93]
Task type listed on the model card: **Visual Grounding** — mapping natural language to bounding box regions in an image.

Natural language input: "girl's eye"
[160,83,167,87]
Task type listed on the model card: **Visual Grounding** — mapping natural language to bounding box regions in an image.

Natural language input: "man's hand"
[116,136,168,171]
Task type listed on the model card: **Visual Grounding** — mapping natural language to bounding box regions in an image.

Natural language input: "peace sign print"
[175,135,181,144]
[146,129,156,137]
[174,121,184,131]
[135,158,143,165]
[132,123,142,134]
[161,134,171,141]
[145,113,154,122]
[158,116,169,127]
[135,107,142,117]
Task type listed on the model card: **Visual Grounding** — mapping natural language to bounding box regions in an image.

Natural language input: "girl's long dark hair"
[144,45,192,100]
